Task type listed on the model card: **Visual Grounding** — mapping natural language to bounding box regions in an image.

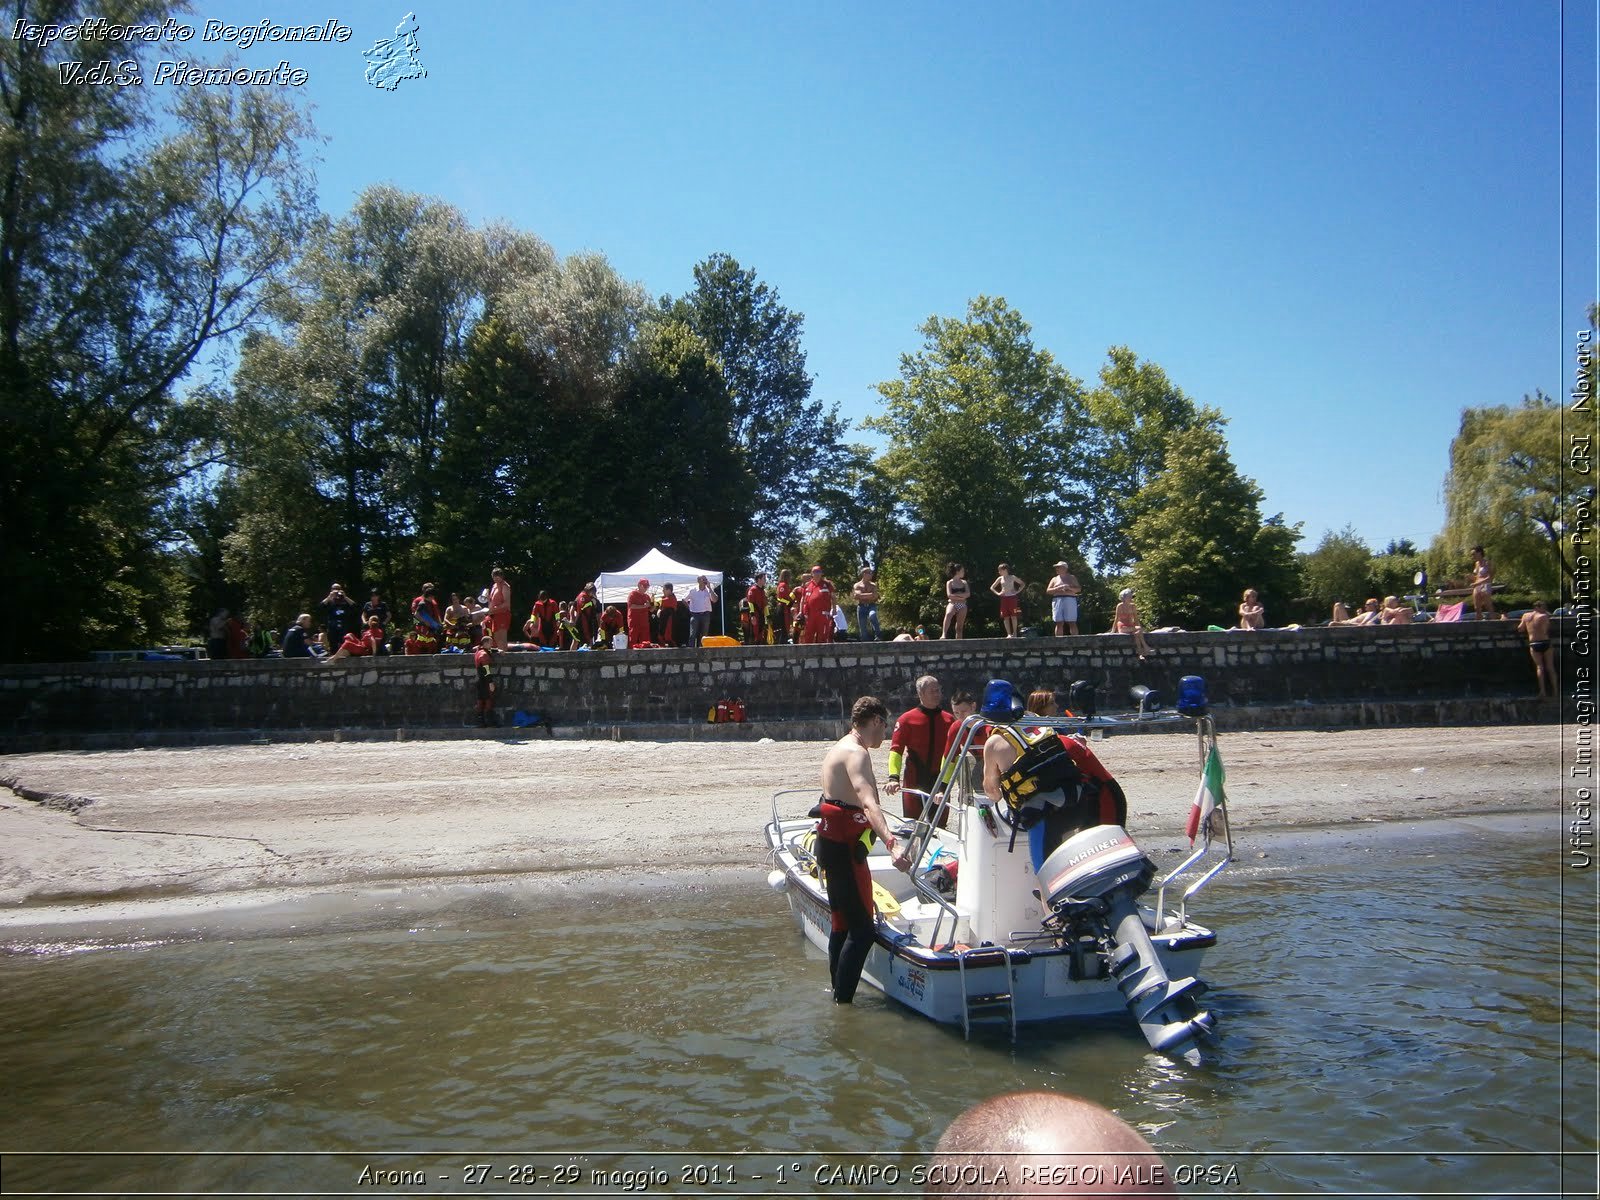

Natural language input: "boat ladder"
[956,945,1017,1042]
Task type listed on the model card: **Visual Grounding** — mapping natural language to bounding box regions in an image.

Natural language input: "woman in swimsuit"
[942,562,970,639]
[1471,546,1497,620]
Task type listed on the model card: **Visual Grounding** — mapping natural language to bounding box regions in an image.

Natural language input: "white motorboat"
[764,687,1234,1065]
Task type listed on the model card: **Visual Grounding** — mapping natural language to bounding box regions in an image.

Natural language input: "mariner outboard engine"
[1037,825,1216,1065]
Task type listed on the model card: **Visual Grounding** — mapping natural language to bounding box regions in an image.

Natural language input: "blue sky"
[191,0,1595,556]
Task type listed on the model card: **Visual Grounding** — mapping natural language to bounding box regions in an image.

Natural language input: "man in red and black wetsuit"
[573,585,599,647]
[800,565,835,644]
[773,570,794,645]
[626,579,652,647]
[814,695,913,1004]
[884,674,956,820]
[745,573,768,645]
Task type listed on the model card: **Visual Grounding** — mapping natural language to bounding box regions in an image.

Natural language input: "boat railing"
[1153,715,1233,927]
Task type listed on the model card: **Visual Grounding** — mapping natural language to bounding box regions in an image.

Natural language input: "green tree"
[0,2,318,659]
[669,253,844,559]
[1128,424,1300,628]
[812,443,906,573]
[1082,346,1214,572]
[1299,526,1376,612]
[865,297,1091,626]
[1440,391,1574,593]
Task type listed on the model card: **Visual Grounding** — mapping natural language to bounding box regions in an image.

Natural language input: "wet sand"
[0,724,1569,925]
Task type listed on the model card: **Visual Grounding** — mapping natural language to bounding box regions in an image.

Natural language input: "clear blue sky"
[196,0,1596,555]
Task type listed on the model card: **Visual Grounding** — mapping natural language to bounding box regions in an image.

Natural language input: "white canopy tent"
[595,547,725,613]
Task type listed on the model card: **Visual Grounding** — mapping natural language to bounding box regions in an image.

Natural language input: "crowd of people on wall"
[208,542,1531,664]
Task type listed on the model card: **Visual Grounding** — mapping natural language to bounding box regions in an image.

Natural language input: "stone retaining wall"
[0,620,1574,750]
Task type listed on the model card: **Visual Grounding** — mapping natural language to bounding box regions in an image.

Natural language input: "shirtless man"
[814,696,912,1003]
[1518,600,1556,699]
[990,562,1026,638]
[1471,546,1497,620]
[485,568,511,651]
[1047,560,1081,636]
[852,566,880,642]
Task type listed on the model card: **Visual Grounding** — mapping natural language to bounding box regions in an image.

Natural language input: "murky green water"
[1,817,1593,1197]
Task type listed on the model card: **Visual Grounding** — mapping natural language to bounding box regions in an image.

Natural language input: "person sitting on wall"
[321,615,385,664]
[1380,595,1413,625]
[282,613,315,659]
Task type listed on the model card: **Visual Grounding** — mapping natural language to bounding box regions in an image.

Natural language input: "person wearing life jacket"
[745,573,768,644]
[885,674,956,821]
[813,695,912,1004]
[405,620,439,655]
[979,681,1127,870]
[573,584,599,646]
[442,592,473,652]
[473,641,498,726]
[773,569,795,645]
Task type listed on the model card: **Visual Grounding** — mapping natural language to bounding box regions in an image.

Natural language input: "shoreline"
[0,725,1570,930]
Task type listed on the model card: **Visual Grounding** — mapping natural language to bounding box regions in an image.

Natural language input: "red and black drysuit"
[744,583,768,645]
[813,798,877,1004]
[889,704,956,820]
[473,644,496,724]
[530,597,559,647]
[573,591,599,646]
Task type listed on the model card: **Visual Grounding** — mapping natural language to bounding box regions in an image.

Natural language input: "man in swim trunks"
[1047,560,1081,636]
[1518,600,1556,699]
[990,562,1025,638]
[814,695,911,1003]
[485,568,511,652]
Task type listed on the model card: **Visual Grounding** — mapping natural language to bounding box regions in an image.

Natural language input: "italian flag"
[1186,744,1226,845]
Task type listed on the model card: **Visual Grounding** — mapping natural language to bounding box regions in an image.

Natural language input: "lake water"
[0,815,1593,1197]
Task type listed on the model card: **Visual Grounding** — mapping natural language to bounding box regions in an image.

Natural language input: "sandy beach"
[0,724,1568,924]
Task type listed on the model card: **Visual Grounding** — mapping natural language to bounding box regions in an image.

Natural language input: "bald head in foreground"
[926,1091,1176,1197]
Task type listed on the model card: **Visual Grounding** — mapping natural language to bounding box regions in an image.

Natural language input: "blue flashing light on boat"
[1177,675,1209,717]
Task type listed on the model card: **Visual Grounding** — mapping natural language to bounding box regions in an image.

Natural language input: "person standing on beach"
[1047,560,1081,636]
[1518,601,1557,699]
[814,696,911,1003]
[990,563,1026,638]
[1471,546,1497,620]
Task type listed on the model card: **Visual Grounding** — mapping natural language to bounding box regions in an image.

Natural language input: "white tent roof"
[595,548,724,605]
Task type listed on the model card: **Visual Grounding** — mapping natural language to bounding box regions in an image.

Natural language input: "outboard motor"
[1037,825,1216,1065]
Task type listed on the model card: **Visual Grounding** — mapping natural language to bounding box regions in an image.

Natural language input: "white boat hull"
[767,817,1215,1029]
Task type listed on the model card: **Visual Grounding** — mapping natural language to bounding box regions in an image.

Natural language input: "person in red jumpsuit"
[600,604,625,645]
[744,573,769,645]
[801,566,835,644]
[532,590,559,647]
[885,674,956,820]
[626,579,653,647]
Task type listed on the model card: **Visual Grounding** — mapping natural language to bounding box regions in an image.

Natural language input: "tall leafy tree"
[669,253,843,559]
[865,297,1091,625]
[813,443,906,573]
[1083,346,1214,572]
[1128,424,1300,628]
[1440,391,1578,593]
[0,1,318,659]
[1299,526,1377,613]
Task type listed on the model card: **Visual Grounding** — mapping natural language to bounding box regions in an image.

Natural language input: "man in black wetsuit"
[813,696,912,1003]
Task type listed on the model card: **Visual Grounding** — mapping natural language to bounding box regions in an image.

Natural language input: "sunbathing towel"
[1434,601,1465,623]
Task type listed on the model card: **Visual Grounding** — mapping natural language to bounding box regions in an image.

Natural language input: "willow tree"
[1440,392,1572,593]
[0,1,318,659]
